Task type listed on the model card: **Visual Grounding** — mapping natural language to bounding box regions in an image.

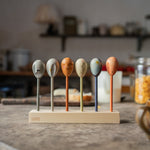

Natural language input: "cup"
[98,71,122,103]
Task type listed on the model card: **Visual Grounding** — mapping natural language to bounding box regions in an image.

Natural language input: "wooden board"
[29,110,120,124]
[1,96,94,106]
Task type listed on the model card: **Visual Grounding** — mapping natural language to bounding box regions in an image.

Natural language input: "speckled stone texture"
[0,102,150,150]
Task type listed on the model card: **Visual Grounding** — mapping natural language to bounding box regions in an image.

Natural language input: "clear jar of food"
[135,57,150,104]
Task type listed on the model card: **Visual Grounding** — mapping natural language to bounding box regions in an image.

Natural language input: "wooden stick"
[37,78,40,111]
[51,77,54,111]
[95,76,98,112]
[90,58,102,112]
[106,57,118,112]
[32,60,45,111]
[61,57,74,111]
[110,75,113,112]
[80,77,83,112]
[66,76,69,111]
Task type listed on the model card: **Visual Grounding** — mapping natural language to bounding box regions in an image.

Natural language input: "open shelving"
[40,34,150,52]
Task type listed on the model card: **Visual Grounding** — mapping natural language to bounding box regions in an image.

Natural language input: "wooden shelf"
[0,70,132,77]
[40,34,150,52]
[41,34,138,38]
[0,70,91,77]
[0,71,33,76]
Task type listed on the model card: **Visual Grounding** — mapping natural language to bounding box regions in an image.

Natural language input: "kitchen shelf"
[0,70,132,77]
[0,70,91,77]
[40,34,150,52]
[0,71,33,76]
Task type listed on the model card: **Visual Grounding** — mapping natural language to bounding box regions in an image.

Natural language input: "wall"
[0,0,150,63]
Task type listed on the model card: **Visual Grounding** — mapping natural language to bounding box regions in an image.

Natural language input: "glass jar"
[135,57,150,104]
[129,74,135,100]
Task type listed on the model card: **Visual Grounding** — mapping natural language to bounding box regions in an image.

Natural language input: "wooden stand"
[29,110,120,124]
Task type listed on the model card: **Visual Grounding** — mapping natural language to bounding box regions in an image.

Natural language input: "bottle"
[135,57,150,104]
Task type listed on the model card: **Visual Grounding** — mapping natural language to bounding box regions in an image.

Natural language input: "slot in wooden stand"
[29,110,120,123]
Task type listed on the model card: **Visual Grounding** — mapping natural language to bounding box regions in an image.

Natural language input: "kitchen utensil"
[90,58,102,111]
[46,58,59,111]
[106,57,118,112]
[75,58,87,111]
[32,60,45,111]
[61,57,74,111]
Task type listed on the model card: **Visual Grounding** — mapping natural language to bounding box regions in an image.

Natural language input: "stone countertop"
[0,102,150,150]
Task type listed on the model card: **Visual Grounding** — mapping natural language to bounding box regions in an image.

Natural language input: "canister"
[135,57,150,104]
[10,48,30,71]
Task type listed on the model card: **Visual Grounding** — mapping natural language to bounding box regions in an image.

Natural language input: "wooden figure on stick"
[75,58,87,112]
[61,57,74,111]
[90,58,102,112]
[106,57,118,112]
[46,58,59,111]
[32,60,45,111]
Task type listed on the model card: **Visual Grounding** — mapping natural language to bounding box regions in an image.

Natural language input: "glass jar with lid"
[135,57,150,104]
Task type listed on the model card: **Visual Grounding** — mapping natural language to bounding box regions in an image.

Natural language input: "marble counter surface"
[0,102,150,150]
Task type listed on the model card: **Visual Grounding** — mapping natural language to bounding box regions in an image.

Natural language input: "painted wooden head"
[75,58,87,78]
[90,58,102,77]
[32,60,45,79]
[46,58,59,77]
[106,57,118,76]
[61,57,74,77]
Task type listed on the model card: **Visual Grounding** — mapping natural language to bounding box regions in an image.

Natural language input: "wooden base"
[29,110,120,124]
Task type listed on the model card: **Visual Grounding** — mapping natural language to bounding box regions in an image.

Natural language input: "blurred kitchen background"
[0,0,150,100]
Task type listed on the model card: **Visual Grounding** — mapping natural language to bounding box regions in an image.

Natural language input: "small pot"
[10,48,30,71]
